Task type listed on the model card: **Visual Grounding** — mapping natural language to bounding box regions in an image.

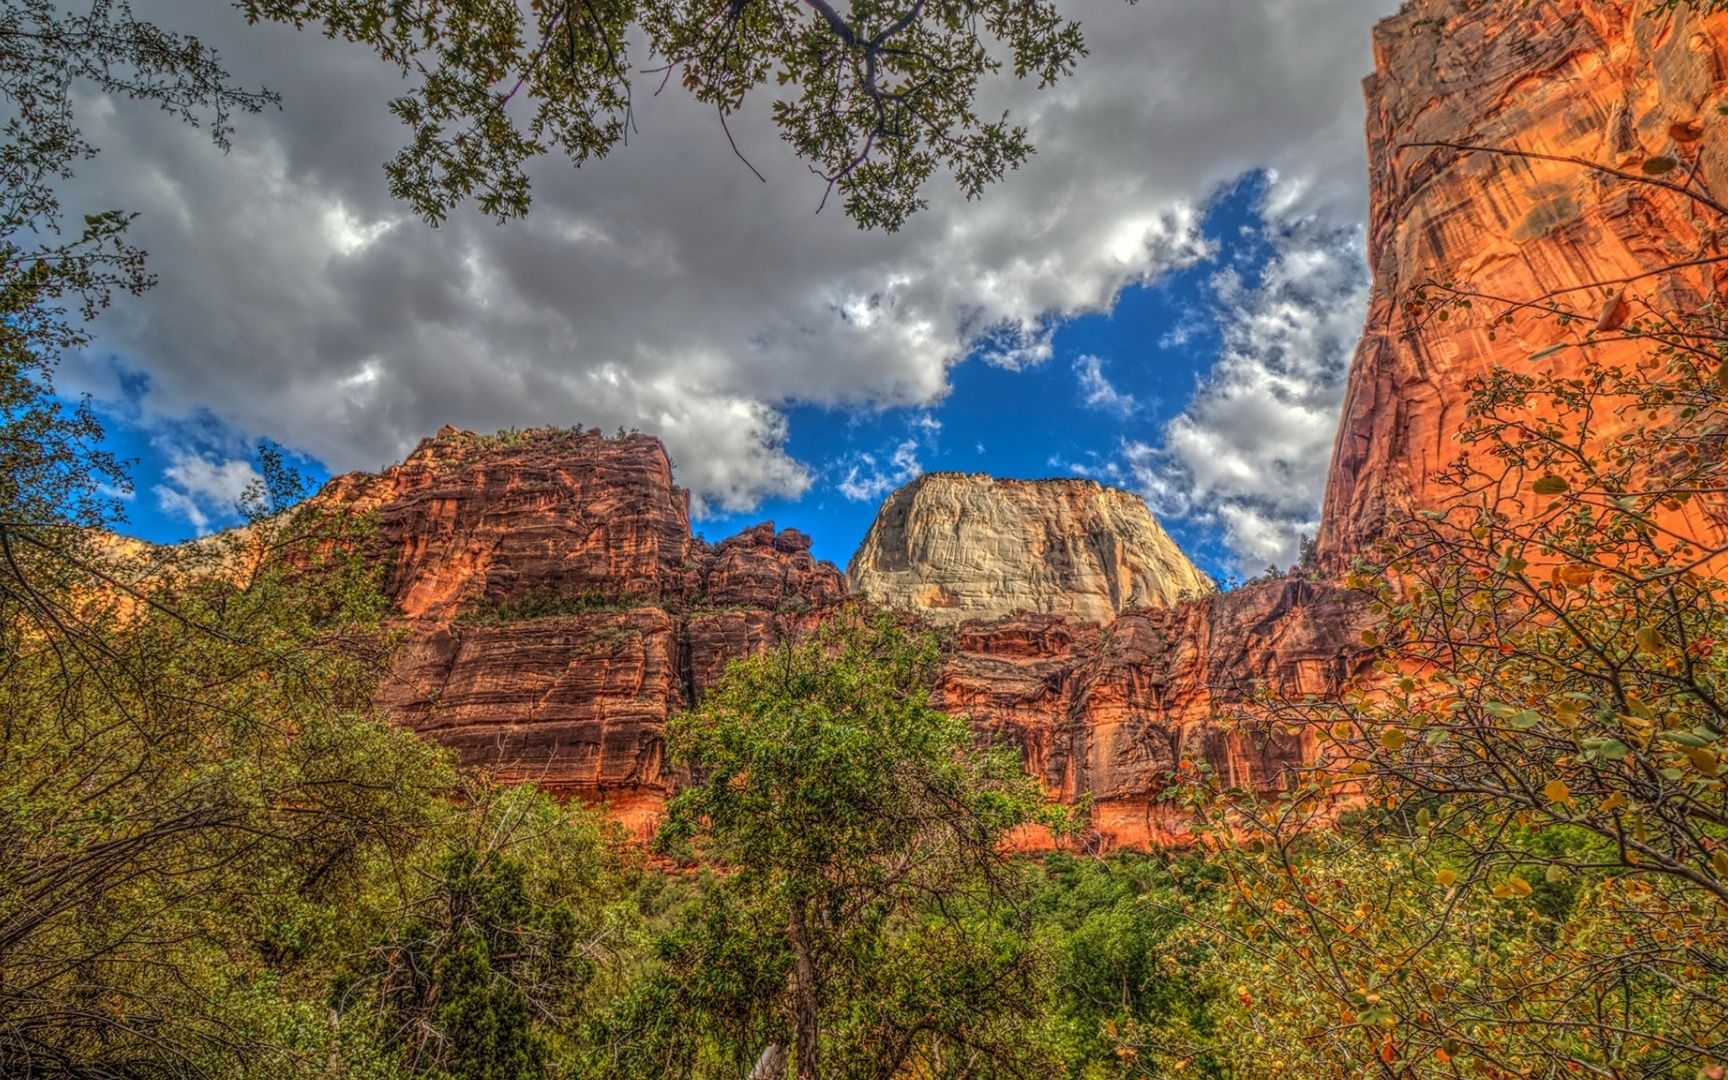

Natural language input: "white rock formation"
[847,473,1213,624]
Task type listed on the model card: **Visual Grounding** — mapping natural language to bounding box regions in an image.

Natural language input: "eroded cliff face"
[319,0,1728,846]
[325,427,1369,846]
[938,580,1374,848]
[324,427,845,834]
[848,474,1213,625]
[1319,0,1728,560]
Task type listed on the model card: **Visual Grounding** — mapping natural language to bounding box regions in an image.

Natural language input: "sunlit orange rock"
[317,0,1728,846]
[940,580,1374,849]
[319,426,1371,847]
[1319,0,1728,562]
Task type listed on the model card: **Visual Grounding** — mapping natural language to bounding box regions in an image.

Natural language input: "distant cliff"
[307,429,1370,848]
[293,0,1728,847]
[847,474,1212,625]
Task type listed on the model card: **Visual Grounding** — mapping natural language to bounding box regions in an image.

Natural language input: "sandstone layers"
[325,426,844,833]
[1319,0,1728,561]
[847,474,1213,625]
[938,580,1371,847]
[320,427,1365,845]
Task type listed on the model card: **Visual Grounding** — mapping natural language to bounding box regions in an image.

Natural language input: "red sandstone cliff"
[1319,0,1728,561]
[322,426,843,833]
[316,0,1728,846]
[939,580,1372,847]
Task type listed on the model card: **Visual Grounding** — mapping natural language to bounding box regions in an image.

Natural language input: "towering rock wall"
[937,580,1373,848]
[324,426,846,833]
[1319,0,1728,560]
[848,474,1213,625]
[309,0,1728,846]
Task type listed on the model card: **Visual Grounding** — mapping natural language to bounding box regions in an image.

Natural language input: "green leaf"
[1583,738,1630,762]
[1641,156,1678,175]
[1660,731,1710,748]
[1531,476,1569,496]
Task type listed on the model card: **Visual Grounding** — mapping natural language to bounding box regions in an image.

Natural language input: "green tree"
[643,611,1061,1079]
[1031,853,1228,1078]
[367,784,617,1080]
[0,488,456,1075]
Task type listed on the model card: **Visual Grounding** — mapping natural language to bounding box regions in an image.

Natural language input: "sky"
[62,0,1395,581]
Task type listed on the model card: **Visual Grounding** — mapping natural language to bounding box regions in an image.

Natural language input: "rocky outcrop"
[848,474,1213,625]
[323,0,1728,845]
[322,426,844,833]
[1318,0,1728,561]
[939,579,1374,848]
[321,427,1368,847]
[322,426,842,620]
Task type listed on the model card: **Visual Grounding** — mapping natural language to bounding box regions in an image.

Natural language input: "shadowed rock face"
[848,474,1213,625]
[940,581,1375,848]
[1318,0,1728,562]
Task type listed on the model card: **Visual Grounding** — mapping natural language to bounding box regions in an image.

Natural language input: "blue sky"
[700,176,1279,579]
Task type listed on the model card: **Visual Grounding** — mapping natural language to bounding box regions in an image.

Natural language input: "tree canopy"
[642,612,1063,1079]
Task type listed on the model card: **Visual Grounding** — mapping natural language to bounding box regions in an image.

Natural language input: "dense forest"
[5,0,1728,1077]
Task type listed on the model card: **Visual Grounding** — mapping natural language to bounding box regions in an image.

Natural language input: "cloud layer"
[63,0,1393,541]
[1116,215,1371,572]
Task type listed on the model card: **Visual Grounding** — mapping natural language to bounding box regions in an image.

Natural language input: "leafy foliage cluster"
[637,613,1065,1079]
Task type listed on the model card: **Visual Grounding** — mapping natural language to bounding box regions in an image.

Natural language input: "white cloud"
[1117,201,1371,573]
[59,0,1394,521]
[837,439,924,503]
[1073,354,1138,416]
[153,449,263,534]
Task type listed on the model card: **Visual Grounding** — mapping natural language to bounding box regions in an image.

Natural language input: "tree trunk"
[787,902,820,1080]
[749,1043,788,1080]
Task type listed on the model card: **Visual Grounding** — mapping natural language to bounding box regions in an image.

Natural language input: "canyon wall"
[326,426,844,834]
[848,474,1213,625]
[320,427,1371,846]
[1319,0,1728,560]
[937,580,1372,847]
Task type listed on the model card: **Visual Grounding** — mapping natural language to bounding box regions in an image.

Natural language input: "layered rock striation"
[848,474,1213,625]
[322,426,845,833]
[1319,0,1728,561]
[938,579,1373,848]
[305,0,1728,846]
[316,426,1371,847]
